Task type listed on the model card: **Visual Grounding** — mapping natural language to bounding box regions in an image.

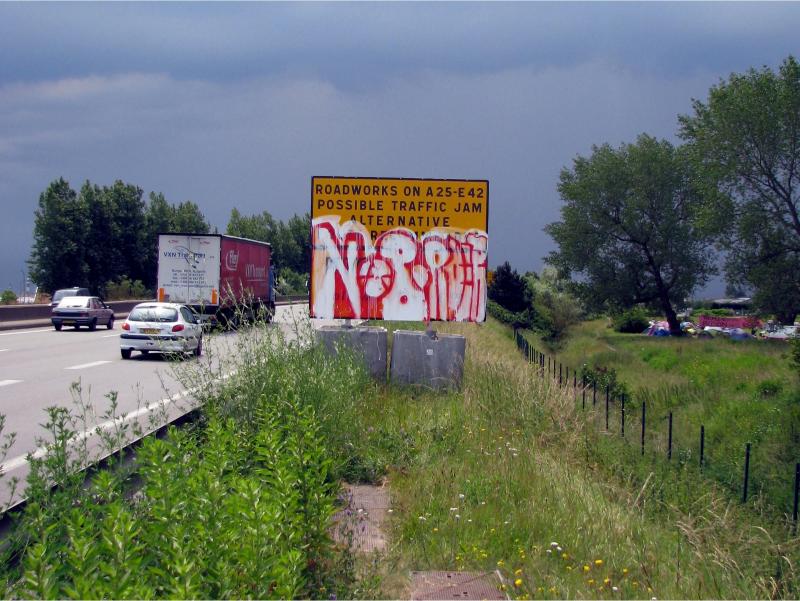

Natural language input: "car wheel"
[121,348,132,359]
[107,316,114,330]
[89,319,97,331]
[194,337,203,357]
[141,350,149,356]
[54,323,62,331]
[74,324,80,330]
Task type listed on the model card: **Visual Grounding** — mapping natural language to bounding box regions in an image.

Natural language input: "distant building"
[710,297,752,314]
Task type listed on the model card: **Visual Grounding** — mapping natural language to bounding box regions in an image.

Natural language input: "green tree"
[545,134,715,335]
[679,56,800,324]
[488,261,528,313]
[104,181,146,284]
[172,200,210,233]
[81,181,119,295]
[142,192,175,288]
[225,209,310,274]
[1,290,17,305]
[525,267,582,339]
[226,208,277,242]
[286,213,311,273]
[28,178,89,293]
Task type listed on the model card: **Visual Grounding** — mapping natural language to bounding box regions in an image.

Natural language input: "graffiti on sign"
[310,177,489,322]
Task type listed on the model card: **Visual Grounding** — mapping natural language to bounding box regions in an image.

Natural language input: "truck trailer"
[156,233,276,326]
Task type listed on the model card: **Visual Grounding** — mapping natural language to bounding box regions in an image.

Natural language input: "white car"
[120,302,203,359]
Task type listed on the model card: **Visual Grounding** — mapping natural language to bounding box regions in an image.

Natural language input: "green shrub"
[611,306,651,333]
[756,378,783,398]
[104,276,149,300]
[0,289,16,305]
[276,267,308,296]
[579,364,628,399]
[488,261,528,313]
[0,324,367,599]
[487,300,533,329]
[693,307,736,317]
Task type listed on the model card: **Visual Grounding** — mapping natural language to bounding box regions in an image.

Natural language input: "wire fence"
[513,329,800,535]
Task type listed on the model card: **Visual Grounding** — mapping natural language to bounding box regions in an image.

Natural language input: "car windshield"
[128,307,179,322]
[53,290,76,302]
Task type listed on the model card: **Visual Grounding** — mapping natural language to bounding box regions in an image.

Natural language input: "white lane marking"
[101,334,118,339]
[65,360,112,370]
[0,349,8,352]
[0,380,22,387]
[0,370,237,474]
[0,328,52,337]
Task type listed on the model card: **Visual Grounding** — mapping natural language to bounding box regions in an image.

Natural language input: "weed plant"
[1,308,798,598]
[0,311,375,599]
[520,319,800,521]
[359,318,798,599]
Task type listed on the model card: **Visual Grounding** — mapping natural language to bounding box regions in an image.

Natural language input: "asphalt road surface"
[0,302,338,508]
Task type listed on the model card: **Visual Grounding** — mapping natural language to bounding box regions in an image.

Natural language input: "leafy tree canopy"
[488,261,528,313]
[29,179,211,295]
[545,134,715,335]
[225,209,310,274]
[679,55,800,323]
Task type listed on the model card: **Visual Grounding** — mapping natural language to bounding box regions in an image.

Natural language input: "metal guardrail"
[0,300,142,323]
[0,296,309,324]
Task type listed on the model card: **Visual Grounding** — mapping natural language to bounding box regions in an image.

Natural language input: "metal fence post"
[605,386,609,431]
[742,443,751,503]
[700,425,705,469]
[668,412,673,461]
[793,463,799,536]
[582,375,586,409]
[593,381,597,406]
[641,402,646,455]
[621,394,625,437]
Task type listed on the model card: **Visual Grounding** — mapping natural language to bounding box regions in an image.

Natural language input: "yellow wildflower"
[514,579,523,587]
[587,579,595,585]
[433,528,438,533]
[622,568,629,575]
[594,559,604,566]
[497,560,505,567]
[514,569,523,576]
[603,578,611,585]
[562,553,569,559]
[583,565,590,572]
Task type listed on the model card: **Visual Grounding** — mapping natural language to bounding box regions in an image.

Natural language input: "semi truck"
[156,233,276,326]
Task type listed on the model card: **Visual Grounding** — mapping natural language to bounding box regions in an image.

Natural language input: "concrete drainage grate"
[410,570,508,600]
[332,483,390,553]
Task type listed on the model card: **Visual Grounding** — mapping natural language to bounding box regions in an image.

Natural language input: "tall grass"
[520,319,800,521]
[364,319,798,599]
[0,318,376,599]
[0,313,797,598]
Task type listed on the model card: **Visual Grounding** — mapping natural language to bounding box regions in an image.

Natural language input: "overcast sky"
[1,2,799,298]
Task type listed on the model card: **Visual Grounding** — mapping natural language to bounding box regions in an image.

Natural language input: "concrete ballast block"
[316,326,388,381]
[390,330,466,390]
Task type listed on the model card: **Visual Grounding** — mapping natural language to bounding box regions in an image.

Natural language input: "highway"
[0,302,334,508]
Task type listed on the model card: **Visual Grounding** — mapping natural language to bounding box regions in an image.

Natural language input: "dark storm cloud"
[2,3,797,85]
[1,2,799,295]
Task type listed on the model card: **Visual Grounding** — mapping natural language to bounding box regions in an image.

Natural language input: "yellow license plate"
[142,328,160,335]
